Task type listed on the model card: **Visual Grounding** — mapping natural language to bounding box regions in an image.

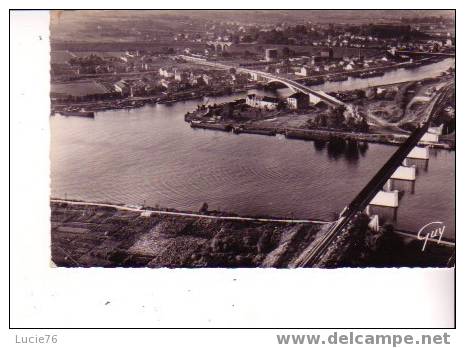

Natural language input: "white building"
[159,67,175,78]
[246,94,280,110]
[295,66,312,77]
[114,80,130,95]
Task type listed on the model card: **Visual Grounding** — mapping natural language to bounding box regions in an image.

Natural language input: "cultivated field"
[51,81,109,96]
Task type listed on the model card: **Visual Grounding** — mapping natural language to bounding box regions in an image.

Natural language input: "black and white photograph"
[8,5,460,337]
[48,10,455,269]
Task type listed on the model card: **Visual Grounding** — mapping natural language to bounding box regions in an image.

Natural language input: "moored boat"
[56,110,95,118]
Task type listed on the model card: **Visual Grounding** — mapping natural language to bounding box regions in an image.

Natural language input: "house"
[287,92,309,110]
[189,75,203,86]
[129,80,147,97]
[246,94,280,110]
[202,74,213,85]
[174,69,189,82]
[344,63,354,71]
[265,48,279,62]
[160,79,175,90]
[249,72,260,81]
[159,67,175,78]
[319,48,334,59]
[276,66,291,74]
[114,80,130,96]
[295,66,312,77]
[265,65,276,73]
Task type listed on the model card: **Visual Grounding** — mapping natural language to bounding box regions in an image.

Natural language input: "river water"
[50,59,455,239]
[315,57,455,92]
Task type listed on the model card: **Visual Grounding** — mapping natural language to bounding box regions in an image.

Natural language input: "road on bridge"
[179,55,345,108]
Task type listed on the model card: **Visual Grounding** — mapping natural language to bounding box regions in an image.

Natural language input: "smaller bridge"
[178,55,346,109]
[248,72,346,108]
[207,41,233,52]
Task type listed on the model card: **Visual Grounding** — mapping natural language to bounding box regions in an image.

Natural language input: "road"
[50,199,330,225]
[395,51,455,58]
[295,82,453,267]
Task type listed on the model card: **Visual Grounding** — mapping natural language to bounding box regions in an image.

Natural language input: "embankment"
[189,121,454,149]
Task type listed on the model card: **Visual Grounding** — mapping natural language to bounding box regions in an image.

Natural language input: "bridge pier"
[403,157,429,171]
[385,165,416,194]
[404,146,429,171]
[366,205,398,222]
[407,146,429,160]
[385,178,416,194]
[366,190,400,222]
[391,165,416,180]
[420,132,439,144]
[368,214,380,232]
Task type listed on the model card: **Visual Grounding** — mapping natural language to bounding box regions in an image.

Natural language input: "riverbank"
[189,121,455,149]
[51,57,454,115]
[51,200,454,268]
[51,200,328,268]
[51,85,259,114]
[185,75,455,149]
[295,56,447,85]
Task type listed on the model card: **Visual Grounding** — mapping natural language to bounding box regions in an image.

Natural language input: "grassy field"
[51,81,109,96]
[70,51,126,59]
[51,202,325,268]
[51,50,75,64]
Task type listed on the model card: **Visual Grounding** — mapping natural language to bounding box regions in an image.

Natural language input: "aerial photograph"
[49,10,455,268]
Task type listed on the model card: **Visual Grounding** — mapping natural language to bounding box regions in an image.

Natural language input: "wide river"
[51,59,455,239]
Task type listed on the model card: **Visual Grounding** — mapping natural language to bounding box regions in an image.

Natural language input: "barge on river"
[54,109,95,118]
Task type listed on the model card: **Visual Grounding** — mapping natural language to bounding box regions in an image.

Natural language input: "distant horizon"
[50,9,455,43]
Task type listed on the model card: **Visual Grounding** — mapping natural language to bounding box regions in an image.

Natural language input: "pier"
[407,146,430,160]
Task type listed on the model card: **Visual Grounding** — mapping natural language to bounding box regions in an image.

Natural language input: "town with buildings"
[51,12,455,118]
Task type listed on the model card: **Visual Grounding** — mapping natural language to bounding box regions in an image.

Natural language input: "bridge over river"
[179,55,346,108]
[296,82,454,267]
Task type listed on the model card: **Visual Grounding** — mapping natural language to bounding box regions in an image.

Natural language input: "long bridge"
[296,82,454,267]
[179,55,346,108]
[180,54,452,266]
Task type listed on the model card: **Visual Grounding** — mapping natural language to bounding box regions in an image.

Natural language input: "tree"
[316,114,328,128]
[357,117,370,133]
[282,46,291,58]
[327,109,345,129]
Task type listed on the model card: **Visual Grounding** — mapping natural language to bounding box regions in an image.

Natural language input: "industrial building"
[287,92,310,110]
[265,48,279,62]
[246,94,280,110]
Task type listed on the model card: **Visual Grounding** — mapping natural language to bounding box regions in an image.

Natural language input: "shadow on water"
[358,141,369,157]
[327,137,346,160]
[324,137,370,164]
[344,139,360,163]
[313,139,326,152]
